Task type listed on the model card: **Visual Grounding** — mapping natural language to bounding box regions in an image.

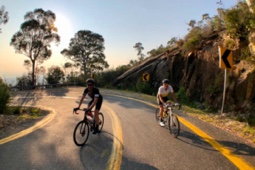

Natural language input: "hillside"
[113,32,255,125]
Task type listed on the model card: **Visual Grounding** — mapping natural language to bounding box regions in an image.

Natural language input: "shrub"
[0,78,11,113]
[176,87,190,105]
[135,79,154,95]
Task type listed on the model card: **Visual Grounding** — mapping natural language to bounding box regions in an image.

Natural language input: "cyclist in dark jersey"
[76,78,103,134]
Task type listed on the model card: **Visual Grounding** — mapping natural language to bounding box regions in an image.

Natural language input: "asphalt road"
[0,87,255,170]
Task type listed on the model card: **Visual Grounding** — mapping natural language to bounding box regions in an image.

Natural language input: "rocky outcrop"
[114,37,255,116]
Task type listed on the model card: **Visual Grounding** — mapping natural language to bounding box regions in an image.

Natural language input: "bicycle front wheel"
[155,108,160,122]
[73,121,89,146]
[98,112,104,133]
[168,114,180,138]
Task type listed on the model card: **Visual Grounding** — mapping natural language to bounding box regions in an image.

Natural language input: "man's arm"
[171,92,178,103]
[88,97,99,110]
[159,94,165,104]
[78,94,86,108]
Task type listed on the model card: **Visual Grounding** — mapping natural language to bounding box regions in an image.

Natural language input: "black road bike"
[73,108,104,146]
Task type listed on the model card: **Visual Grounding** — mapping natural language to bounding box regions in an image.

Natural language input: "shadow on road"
[177,129,255,158]
[12,87,70,106]
[78,131,158,170]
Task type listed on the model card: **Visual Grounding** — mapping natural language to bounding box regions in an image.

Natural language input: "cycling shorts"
[88,96,103,110]
[157,96,169,105]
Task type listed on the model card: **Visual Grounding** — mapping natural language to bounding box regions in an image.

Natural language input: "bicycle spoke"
[73,121,89,146]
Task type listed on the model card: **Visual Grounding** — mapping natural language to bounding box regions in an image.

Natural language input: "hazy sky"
[0,0,238,84]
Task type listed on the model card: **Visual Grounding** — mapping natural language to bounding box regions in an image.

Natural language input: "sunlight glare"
[55,13,74,48]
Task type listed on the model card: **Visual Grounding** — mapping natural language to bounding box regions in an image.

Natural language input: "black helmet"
[86,78,95,84]
[162,79,170,84]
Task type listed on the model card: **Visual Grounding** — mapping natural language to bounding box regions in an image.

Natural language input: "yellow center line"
[106,94,255,170]
[104,104,123,170]
[0,105,56,145]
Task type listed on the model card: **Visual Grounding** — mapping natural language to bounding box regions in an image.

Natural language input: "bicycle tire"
[155,108,160,122]
[98,112,104,133]
[73,121,89,146]
[168,114,180,138]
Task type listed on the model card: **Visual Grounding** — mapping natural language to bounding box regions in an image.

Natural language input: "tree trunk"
[32,60,36,87]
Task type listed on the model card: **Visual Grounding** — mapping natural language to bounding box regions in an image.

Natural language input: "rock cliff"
[114,35,255,119]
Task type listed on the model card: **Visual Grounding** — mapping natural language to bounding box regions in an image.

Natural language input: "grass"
[1,106,45,120]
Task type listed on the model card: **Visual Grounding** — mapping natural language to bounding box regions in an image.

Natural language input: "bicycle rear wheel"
[98,112,104,133]
[168,114,180,138]
[73,121,89,146]
[155,108,160,122]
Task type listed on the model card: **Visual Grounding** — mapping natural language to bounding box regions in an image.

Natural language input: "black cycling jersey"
[83,87,103,110]
[83,87,102,99]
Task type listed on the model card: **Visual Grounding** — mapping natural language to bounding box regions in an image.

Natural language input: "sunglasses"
[87,84,93,86]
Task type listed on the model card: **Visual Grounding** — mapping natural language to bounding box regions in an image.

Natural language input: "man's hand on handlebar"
[73,107,80,114]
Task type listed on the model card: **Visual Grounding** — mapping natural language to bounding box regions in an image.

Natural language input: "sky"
[0,0,238,85]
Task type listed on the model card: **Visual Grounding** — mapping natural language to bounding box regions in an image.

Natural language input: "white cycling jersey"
[157,85,174,97]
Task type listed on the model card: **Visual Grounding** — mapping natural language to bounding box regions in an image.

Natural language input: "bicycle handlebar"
[73,108,92,114]
[163,103,182,110]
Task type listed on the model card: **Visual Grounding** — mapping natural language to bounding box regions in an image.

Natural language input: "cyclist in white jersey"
[157,79,178,126]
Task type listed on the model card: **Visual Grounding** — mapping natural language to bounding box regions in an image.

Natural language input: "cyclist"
[75,78,103,134]
[157,79,178,126]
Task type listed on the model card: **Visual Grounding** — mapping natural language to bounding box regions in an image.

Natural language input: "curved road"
[0,87,255,170]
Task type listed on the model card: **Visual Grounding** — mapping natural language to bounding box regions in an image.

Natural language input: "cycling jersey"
[157,85,174,105]
[83,87,103,110]
[157,85,174,97]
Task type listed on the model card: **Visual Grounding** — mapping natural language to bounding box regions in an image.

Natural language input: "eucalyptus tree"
[10,8,60,86]
[133,42,145,62]
[0,5,9,33]
[61,30,109,78]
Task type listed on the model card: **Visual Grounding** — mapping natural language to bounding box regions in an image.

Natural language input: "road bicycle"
[73,108,104,146]
[155,103,181,138]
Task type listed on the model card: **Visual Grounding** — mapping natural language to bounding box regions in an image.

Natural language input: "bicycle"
[155,103,181,138]
[73,108,104,146]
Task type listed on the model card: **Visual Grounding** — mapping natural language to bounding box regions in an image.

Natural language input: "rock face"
[114,38,255,115]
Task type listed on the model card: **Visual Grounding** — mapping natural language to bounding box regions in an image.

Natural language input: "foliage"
[0,77,10,113]
[16,74,33,89]
[176,87,190,105]
[183,27,204,51]
[222,1,255,45]
[45,66,65,85]
[133,42,145,60]
[10,8,60,86]
[61,30,109,78]
[97,65,131,87]
[0,5,9,33]
[147,44,168,57]
[135,79,154,95]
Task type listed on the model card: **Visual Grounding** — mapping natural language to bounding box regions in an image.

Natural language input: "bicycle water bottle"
[163,104,167,118]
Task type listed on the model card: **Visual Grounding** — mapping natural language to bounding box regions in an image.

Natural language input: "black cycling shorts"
[157,96,168,105]
[88,97,103,110]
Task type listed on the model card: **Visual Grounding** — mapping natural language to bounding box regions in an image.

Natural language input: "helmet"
[162,79,170,84]
[86,78,95,84]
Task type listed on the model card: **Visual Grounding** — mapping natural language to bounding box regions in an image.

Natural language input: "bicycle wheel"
[98,112,104,133]
[168,114,180,138]
[73,121,89,146]
[155,108,160,122]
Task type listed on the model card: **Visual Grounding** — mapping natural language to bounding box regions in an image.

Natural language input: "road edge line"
[104,104,123,170]
[0,106,56,145]
[106,94,255,170]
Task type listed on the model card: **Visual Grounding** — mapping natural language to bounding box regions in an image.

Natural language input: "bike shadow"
[78,131,158,170]
[176,129,255,157]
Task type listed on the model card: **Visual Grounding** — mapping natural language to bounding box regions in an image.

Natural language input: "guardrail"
[10,82,78,91]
